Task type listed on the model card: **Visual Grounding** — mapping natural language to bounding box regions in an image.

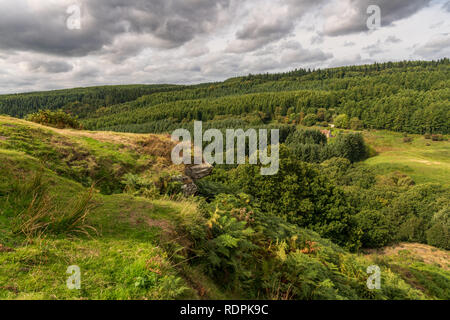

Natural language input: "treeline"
[0,84,182,118]
[1,59,449,134]
[84,59,449,134]
[85,86,449,134]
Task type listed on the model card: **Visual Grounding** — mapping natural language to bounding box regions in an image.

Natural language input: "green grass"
[0,152,206,300]
[0,238,192,300]
[366,245,450,300]
[362,130,450,185]
[0,117,224,300]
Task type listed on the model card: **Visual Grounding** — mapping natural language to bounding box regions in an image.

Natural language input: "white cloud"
[0,0,448,93]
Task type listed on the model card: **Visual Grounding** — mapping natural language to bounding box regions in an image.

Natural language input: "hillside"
[1,116,449,300]
[1,60,449,135]
[363,130,450,186]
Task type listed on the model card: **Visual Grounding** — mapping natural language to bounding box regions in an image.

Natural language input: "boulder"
[185,163,213,180]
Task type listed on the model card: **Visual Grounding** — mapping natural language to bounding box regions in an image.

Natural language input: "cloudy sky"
[0,0,449,94]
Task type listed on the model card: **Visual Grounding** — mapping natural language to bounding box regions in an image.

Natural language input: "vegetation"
[0,60,449,300]
[0,60,448,135]
[26,109,82,129]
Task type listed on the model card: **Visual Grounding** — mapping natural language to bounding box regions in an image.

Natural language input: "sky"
[0,0,449,94]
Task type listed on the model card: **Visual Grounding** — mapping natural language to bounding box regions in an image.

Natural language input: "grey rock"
[182,183,198,197]
[185,163,213,180]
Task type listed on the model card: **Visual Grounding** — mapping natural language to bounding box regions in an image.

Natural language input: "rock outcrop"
[184,163,213,180]
[170,163,213,197]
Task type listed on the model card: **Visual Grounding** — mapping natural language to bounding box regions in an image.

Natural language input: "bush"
[332,133,368,163]
[286,129,327,146]
[354,210,391,248]
[431,134,446,141]
[26,109,82,129]
[403,137,413,143]
[386,184,450,245]
[302,114,318,127]
[427,223,450,250]
[426,207,450,250]
[334,114,350,129]
[350,117,364,130]
[196,179,235,200]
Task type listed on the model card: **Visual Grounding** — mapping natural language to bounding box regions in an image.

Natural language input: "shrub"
[302,114,318,127]
[26,109,82,129]
[354,210,391,248]
[332,133,368,163]
[286,129,327,146]
[431,134,446,141]
[403,137,413,143]
[334,114,350,129]
[350,117,364,130]
[386,184,450,245]
[426,207,450,250]
[196,179,235,200]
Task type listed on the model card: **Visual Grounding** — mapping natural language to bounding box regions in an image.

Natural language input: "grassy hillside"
[363,130,450,186]
[1,116,449,300]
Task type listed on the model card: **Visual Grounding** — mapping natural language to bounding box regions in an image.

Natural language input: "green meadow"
[363,130,450,186]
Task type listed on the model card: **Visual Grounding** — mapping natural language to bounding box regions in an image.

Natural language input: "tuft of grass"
[49,185,97,237]
[11,173,96,241]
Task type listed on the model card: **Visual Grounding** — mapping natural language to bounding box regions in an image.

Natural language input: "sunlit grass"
[363,130,450,185]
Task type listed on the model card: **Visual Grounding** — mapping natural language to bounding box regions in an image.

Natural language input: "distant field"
[362,130,450,186]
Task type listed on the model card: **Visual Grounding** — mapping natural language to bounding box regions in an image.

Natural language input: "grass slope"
[0,116,217,299]
[363,130,450,186]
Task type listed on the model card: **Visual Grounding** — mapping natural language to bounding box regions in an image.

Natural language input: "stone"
[182,183,198,197]
[184,163,213,180]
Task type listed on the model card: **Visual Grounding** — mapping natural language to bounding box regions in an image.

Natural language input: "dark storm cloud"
[324,0,433,36]
[0,0,230,57]
[0,1,102,56]
[88,0,230,47]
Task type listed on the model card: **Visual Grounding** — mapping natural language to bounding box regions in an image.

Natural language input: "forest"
[0,59,449,134]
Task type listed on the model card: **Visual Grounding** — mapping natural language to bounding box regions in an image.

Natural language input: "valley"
[0,60,449,300]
